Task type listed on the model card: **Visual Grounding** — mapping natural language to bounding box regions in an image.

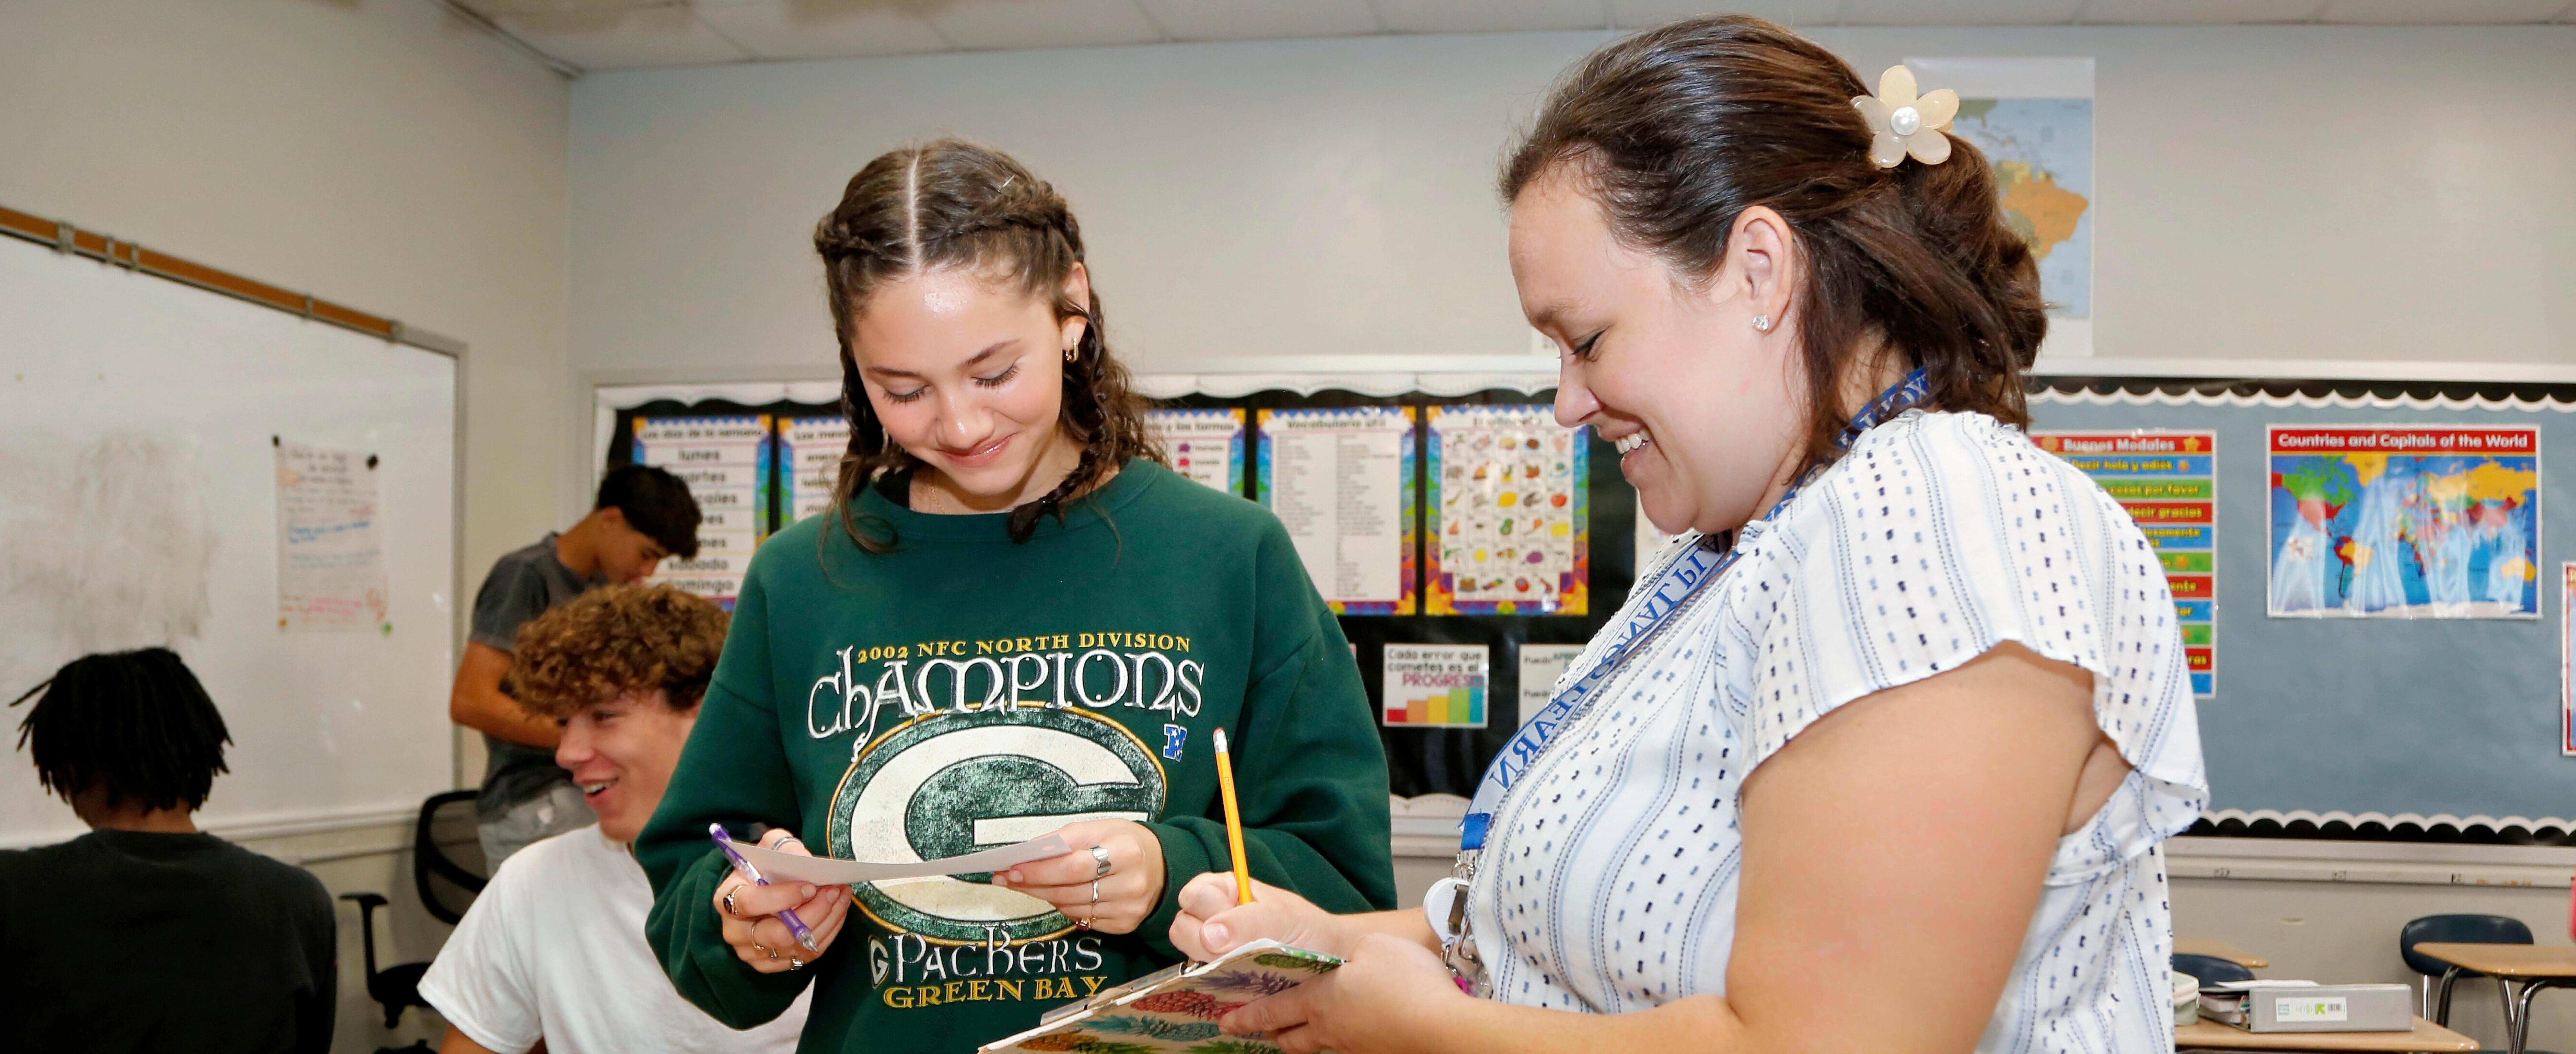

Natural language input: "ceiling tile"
[490,6,751,67]
[2073,0,2324,22]
[461,0,669,14]
[1836,0,2085,23]
[1131,0,1381,41]
[1610,0,1842,27]
[912,0,1165,50]
[695,0,953,59]
[2318,0,2572,21]
[1371,0,1611,34]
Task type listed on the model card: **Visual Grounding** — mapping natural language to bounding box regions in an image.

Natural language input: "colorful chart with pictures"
[1256,407,1416,615]
[1381,643,1489,727]
[2267,426,2539,619]
[781,415,851,525]
[979,940,1340,1054]
[630,414,771,608]
[1145,408,1247,494]
[2031,431,2216,696]
[1425,405,1589,616]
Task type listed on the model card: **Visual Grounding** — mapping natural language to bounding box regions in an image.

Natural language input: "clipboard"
[977,939,1341,1053]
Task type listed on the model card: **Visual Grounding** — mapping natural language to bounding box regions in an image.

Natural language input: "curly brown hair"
[506,584,729,718]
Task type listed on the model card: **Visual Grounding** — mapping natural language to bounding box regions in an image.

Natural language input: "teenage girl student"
[637,139,1396,1053]
[1166,17,2207,1054]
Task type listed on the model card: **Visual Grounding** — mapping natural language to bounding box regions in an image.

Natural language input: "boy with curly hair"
[420,584,810,1054]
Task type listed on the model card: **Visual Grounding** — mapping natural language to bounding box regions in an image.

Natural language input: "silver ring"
[724,889,742,918]
[789,957,806,971]
[1090,844,1112,879]
[766,946,780,960]
[1089,879,1101,905]
[752,943,770,956]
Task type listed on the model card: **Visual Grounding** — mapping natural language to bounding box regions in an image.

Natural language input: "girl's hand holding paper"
[713,830,854,974]
[989,818,1165,935]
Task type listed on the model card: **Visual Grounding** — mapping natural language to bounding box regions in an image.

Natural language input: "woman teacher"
[1169,16,2206,1054]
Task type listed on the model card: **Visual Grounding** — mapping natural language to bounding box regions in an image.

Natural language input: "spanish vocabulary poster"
[782,415,850,525]
[1425,405,1588,616]
[274,439,389,633]
[2268,425,2538,619]
[630,414,771,608]
[2031,431,2216,696]
[1145,407,1247,494]
[1257,407,1416,615]
[1383,643,1490,728]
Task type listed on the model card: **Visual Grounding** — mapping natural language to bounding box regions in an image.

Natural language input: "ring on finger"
[1089,879,1101,905]
[723,887,743,918]
[789,957,806,971]
[752,943,770,956]
[1089,844,1112,879]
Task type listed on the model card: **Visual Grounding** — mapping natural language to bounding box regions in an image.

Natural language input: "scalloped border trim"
[2202,808,2576,831]
[2031,385,2576,413]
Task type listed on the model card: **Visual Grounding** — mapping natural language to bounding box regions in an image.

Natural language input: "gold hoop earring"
[1064,347,1078,363]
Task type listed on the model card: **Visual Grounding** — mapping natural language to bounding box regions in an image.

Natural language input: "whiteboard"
[0,234,457,846]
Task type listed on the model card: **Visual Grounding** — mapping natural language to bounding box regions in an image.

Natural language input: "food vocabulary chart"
[1426,405,1589,616]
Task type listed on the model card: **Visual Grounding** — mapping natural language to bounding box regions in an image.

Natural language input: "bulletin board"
[598,364,2576,846]
[2032,372,2576,846]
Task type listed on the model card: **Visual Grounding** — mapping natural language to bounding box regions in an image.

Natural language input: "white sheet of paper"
[736,834,1074,885]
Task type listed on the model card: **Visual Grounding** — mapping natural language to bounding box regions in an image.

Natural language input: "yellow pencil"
[1213,728,1253,905]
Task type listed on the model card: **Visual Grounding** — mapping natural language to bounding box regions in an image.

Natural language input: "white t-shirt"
[1469,410,2207,1053]
[420,825,812,1054]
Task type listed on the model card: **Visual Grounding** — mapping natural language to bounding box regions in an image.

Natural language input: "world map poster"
[1946,98,2092,320]
[2268,425,2539,619]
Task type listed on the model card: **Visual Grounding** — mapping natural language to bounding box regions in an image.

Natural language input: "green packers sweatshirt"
[639,459,1395,1054]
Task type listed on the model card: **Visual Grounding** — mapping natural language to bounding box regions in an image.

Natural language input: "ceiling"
[450,0,2576,73]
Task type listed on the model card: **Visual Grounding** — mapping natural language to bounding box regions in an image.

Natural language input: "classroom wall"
[0,1,569,1049]
[568,22,2576,389]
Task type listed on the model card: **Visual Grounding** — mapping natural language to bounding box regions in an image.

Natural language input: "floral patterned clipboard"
[977,939,1342,1054]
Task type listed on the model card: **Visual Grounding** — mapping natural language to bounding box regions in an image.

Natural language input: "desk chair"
[2401,913,2555,1054]
[2176,952,2257,986]
[344,790,491,1053]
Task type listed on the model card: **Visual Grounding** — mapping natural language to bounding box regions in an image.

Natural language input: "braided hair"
[814,139,1161,552]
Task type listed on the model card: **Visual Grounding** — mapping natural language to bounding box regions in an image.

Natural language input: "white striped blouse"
[1468,410,2208,1053]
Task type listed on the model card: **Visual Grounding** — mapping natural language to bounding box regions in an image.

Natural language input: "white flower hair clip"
[1851,65,1959,169]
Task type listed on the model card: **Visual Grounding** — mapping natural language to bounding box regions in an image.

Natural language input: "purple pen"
[709,823,819,952]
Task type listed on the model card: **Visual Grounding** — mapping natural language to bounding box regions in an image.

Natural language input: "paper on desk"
[735,834,1073,885]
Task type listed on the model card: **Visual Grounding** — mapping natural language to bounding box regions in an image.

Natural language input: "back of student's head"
[13,647,232,812]
[596,463,703,559]
[506,583,729,716]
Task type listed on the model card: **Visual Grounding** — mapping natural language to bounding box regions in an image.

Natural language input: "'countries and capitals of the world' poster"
[2269,425,2538,620]
[2032,431,2216,696]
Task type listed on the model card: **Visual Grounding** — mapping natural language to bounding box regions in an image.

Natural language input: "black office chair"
[2401,913,2555,1054]
[344,790,491,1052]
[2173,952,2256,986]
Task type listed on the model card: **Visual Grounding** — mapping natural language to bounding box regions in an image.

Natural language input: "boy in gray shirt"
[451,464,701,867]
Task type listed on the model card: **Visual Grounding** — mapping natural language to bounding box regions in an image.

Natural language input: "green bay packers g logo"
[827,705,1167,945]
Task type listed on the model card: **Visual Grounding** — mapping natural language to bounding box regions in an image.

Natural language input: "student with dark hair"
[1168,17,2205,1054]
[421,584,810,1054]
[637,139,1394,1053]
[452,462,703,868]
[0,648,336,1054]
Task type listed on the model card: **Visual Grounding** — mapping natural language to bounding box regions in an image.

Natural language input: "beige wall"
[567,23,2576,390]
[0,1,568,1049]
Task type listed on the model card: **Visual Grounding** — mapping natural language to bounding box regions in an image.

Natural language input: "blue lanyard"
[1459,369,1932,851]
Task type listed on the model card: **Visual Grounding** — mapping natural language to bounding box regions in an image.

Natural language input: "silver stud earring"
[1752,314,1772,333]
